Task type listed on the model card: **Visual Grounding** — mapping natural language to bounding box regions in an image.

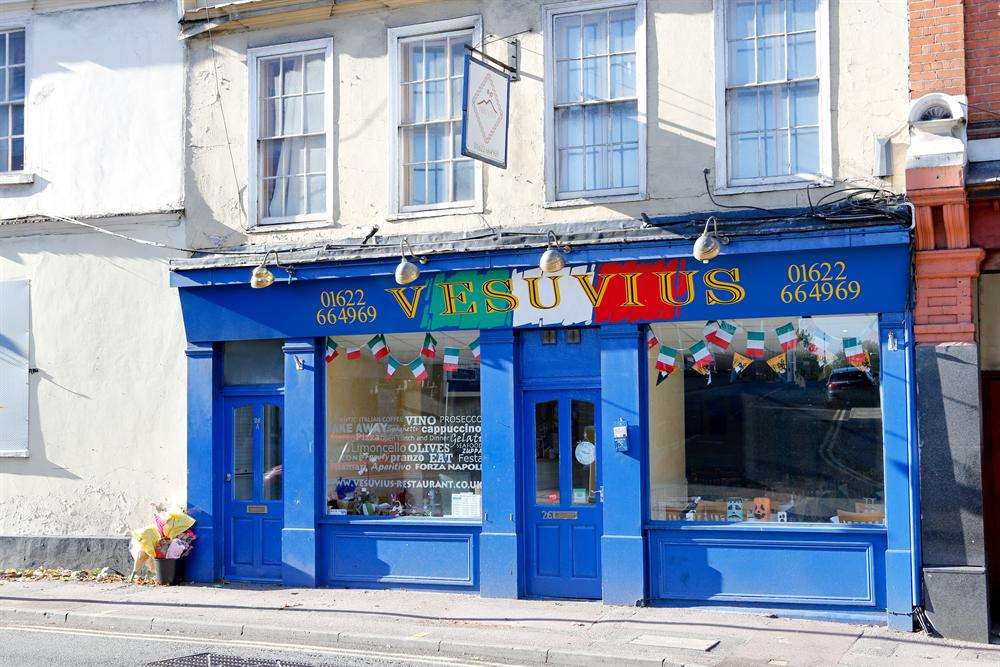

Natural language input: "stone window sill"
[0,172,35,186]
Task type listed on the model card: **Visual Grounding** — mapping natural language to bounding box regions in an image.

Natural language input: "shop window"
[325,331,481,518]
[223,340,285,386]
[647,314,883,525]
[0,28,26,173]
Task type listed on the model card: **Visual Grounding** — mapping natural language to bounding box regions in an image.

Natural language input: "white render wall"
[184,0,911,250]
[0,0,187,537]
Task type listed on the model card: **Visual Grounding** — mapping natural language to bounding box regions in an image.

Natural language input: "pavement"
[1,579,999,666]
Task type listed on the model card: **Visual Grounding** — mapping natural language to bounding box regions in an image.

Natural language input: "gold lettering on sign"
[483,278,519,313]
[524,276,562,309]
[439,281,478,315]
[572,273,616,307]
[704,268,747,305]
[385,285,426,319]
[653,271,698,306]
[616,272,645,307]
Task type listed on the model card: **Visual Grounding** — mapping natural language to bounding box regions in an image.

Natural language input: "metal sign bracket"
[464,41,520,82]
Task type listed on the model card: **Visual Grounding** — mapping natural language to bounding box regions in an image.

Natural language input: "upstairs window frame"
[387,16,484,219]
[713,0,832,194]
[543,0,647,205]
[247,38,334,229]
[0,23,28,177]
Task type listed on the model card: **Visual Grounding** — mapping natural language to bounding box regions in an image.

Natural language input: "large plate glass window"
[392,22,479,213]
[325,332,482,519]
[250,39,331,226]
[722,0,824,185]
[0,29,26,172]
[548,2,642,200]
[647,315,884,525]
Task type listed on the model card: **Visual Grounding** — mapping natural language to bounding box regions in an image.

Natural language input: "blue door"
[523,389,603,599]
[224,397,284,581]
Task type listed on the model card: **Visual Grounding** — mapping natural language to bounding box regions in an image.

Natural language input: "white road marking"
[0,625,525,666]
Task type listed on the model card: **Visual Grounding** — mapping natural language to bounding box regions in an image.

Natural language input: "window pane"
[610,53,635,98]
[224,340,285,386]
[285,136,305,175]
[261,178,279,217]
[761,85,788,130]
[558,147,585,192]
[788,32,816,79]
[306,135,325,172]
[757,36,785,82]
[265,178,285,217]
[403,41,423,83]
[556,106,584,147]
[425,39,447,79]
[450,36,471,77]
[556,60,582,104]
[792,126,819,173]
[427,122,448,162]
[427,161,447,203]
[304,93,324,133]
[451,77,464,119]
[610,101,638,143]
[729,0,756,39]
[263,404,283,501]
[325,331,482,518]
[304,53,325,92]
[585,144,608,190]
[757,0,784,35]
[554,15,582,59]
[762,129,789,176]
[610,143,638,188]
[285,175,305,216]
[307,174,326,214]
[10,66,24,101]
[425,79,446,120]
[9,30,24,65]
[609,8,635,52]
[451,122,463,158]
[0,139,7,171]
[789,0,816,31]
[582,11,608,57]
[732,133,760,179]
[282,56,303,95]
[11,137,22,171]
[582,56,608,100]
[571,400,597,505]
[282,96,302,135]
[535,400,560,505]
[402,125,425,164]
[584,104,607,146]
[791,80,819,126]
[233,406,254,501]
[728,40,755,86]
[262,58,281,97]
[454,159,474,201]
[730,88,757,133]
[0,71,5,102]
[648,316,884,525]
[260,98,279,138]
[402,82,424,124]
[404,164,427,205]
[0,106,7,136]
[260,139,283,179]
[0,34,6,68]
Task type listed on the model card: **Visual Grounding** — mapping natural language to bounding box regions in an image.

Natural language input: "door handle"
[225,473,232,483]
[597,485,604,503]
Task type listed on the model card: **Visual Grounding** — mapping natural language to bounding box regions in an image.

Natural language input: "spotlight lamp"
[692,217,723,264]
[394,239,427,286]
[539,230,570,273]
[249,250,294,289]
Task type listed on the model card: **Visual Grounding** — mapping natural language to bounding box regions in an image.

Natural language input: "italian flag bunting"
[366,334,389,360]
[421,333,437,358]
[645,325,659,350]
[346,346,361,360]
[409,357,428,382]
[775,322,798,351]
[689,340,713,368]
[705,320,736,350]
[443,347,460,372]
[655,370,670,386]
[324,338,340,363]
[843,337,865,365]
[385,355,401,379]
[807,328,834,357]
[469,337,481,362]
[655,345,679,374]
[746,330,765,358]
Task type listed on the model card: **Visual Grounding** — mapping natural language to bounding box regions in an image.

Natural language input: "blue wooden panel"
[231,518,255,566]
[571,525,599,579]
[650,530,884,607]
[325,529,478,587]
[519,328,600,382]
[535,525,561,577]
[262,519,283,566]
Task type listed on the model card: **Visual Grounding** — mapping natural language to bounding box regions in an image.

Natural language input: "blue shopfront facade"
[171,220,919,630]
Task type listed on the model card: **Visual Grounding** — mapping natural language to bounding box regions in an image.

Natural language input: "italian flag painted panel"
[409,357,428,382]
[443,347,460,371]
[385,355,400,378]
[324,338,340,363]
[689,340,713,368]
[775,322,797,351]
[655,345,678,373]
[705,320,736,349]
[366,334,389,360]
[843,337,865,364]
[746,330,765,358]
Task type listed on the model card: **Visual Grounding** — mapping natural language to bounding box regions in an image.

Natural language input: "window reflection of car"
[826,367,878,407]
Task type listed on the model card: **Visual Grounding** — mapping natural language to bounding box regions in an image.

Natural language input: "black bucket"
[153,558,182,585]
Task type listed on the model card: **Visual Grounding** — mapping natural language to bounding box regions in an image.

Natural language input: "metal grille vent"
[147,653,317,667]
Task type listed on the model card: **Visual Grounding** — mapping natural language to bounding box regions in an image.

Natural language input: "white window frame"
[247,38,334,229]
[0,16,32,187]
[713,0,832,194]
[387,16,484,220]
[542,0,647,207]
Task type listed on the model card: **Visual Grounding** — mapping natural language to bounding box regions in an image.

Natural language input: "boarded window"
[0,280,29,456]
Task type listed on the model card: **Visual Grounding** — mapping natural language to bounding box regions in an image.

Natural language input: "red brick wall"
[966,1,1000,128]
[910,0,967,98]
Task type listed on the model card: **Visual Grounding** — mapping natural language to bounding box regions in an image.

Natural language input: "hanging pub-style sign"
[461,52,511,168]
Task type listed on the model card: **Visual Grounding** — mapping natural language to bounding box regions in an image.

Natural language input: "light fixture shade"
[395,257,420,285]
[693,232,721,263]
[539,247,566,273]
[250,264,275,289]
